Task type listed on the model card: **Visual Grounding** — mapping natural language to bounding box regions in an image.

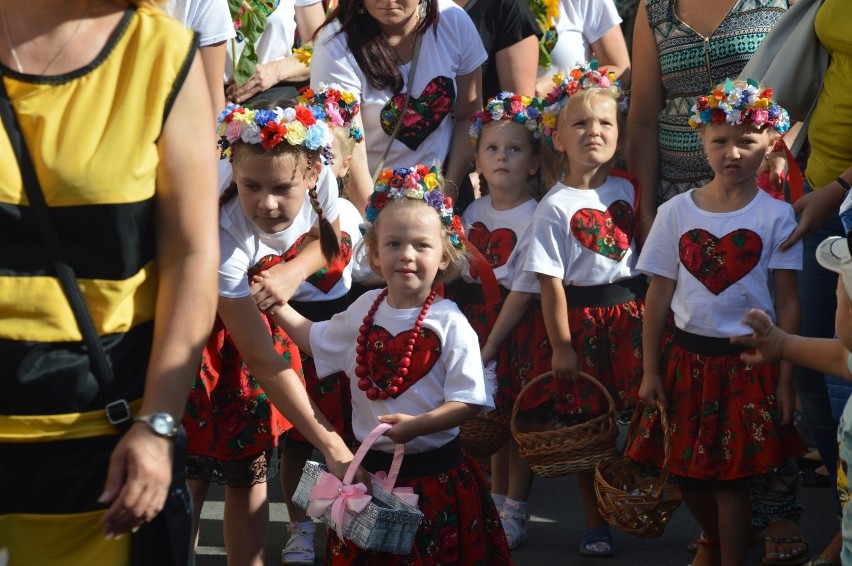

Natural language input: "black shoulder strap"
[0,74,130,426]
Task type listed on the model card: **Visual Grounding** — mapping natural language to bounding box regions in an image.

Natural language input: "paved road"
[196,441,838,565]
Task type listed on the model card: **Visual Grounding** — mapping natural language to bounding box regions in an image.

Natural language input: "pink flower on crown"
[226,121,242,143]
[750,109,769,127]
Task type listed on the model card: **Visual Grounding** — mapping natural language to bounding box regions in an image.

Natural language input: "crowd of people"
[2,1,852,566]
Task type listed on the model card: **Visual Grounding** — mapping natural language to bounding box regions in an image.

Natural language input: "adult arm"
[100,53,220,537]
[626,1,664,244]
[638,274,675,409]
[782,166,852,250]
[494,35,540,97]
[444,67,483,200]
[589,25,631,87]
[199,41,228,117]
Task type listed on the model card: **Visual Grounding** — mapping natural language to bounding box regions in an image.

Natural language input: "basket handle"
[510,371,616,433]
[344,423,404,491]
[625,399,672,498]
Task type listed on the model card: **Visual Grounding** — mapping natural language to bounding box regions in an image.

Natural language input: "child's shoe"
[281,521,316,565]
[500,507,529,550]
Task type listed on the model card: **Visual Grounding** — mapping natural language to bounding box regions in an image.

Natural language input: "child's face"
[370,203,450,308]
[329,134,353,179]
[699,123,772,187]
[475,121,539,196]
[233,152,319,234]
[551,95,618,172]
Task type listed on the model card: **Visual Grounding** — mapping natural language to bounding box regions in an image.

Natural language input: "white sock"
[491,493,507,509]
[503,498,528,516]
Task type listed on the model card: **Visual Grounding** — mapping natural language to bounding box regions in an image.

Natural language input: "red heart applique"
[365,325,441,398]
[250,234,308,276]
[570,200,635,261]
[380,76,455,151]
[306,232,353,293]
[468,222,517,270]
[679,228,762,295]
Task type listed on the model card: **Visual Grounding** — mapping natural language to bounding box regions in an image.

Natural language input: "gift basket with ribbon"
[292,423,424,554]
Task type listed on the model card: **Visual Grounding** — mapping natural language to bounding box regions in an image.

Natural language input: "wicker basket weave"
[511,371,617,477]
[594,401,682,538]
[460,406,511,458]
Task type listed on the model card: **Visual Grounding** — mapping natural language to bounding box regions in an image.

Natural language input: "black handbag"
[0,74,194,566]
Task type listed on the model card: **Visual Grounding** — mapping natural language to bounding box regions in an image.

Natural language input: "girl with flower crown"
[520,61,644,557]
[271,164,512,565]
[459,91,546,550]
[628,79,804,566]
[181,97,355,565]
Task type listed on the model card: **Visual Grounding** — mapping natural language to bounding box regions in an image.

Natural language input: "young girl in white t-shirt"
[182,98,353,566]
[460,92,545,550]
[629,80,804,566]
[272,165,513,565]
[522,62,643,557]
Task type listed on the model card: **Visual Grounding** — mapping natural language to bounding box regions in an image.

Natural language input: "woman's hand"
[731,308,789,365]
[782,182,846,250]
[98,425,173,538]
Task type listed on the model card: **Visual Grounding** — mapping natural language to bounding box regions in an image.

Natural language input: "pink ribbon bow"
[306,471,372,538]
[373,471,420,507]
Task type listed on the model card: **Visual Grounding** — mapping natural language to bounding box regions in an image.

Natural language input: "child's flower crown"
[469,92,544,144]
[688,78,790,133]
[217,101,334,158]
[361,164,465,250]
[540,60,623,147]
[299,83,364,144]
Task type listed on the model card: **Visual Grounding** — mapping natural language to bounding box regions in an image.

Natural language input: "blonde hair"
[332,126,358,199]
[475,120,546,201]
[542,88,623,189]
[360,198,468,285]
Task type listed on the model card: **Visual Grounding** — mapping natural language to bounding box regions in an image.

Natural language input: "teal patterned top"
[646,0,789,203]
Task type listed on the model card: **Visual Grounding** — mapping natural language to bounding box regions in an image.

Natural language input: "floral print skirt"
[627,339,805,481]
[285,353,354,445]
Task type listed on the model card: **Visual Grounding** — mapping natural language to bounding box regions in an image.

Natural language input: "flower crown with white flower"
[539,60,622,148]
[688,78,790,133]
[361,164,465,250]
[298,83,364,144]
[469,92,544,144]
[217,101,334,159]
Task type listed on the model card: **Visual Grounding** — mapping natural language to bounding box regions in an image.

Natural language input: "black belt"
[289,296,350,323]
[456,281,510,306]
[673,328,747,357]
[565,276,648,308]
[361,435,463,478]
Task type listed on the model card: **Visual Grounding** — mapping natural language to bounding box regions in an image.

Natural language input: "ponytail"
[308,185,340,264]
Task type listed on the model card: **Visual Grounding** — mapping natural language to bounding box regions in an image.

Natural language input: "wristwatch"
[133,413,177,438]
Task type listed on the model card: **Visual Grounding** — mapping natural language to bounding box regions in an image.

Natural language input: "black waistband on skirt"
[361,435,463,479]
[456,281,510,306]
[289,296,350,323]
[565,276,648,308]
[673,327,747,357]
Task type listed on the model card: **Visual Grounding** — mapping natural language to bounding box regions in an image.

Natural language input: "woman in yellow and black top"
[0,1,219,563]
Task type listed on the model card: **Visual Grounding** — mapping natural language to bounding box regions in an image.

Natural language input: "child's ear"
[551,129,565,153]
[338,154,353,179]
[530,153,541,176]
[439,249,452,272]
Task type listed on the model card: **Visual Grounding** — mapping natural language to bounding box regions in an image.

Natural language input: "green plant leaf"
[234,42,258,85]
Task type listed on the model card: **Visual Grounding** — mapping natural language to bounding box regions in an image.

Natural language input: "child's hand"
[731,308,789,365]
[551,345,580,380]
[638,373,667,410]
[377,414,420,445]
[249,265,302,315]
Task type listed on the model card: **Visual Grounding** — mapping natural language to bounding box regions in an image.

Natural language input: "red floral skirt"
[627,338,806,481]
[326,454,513,566]
[286,354,354,444]
[183,314,298,485]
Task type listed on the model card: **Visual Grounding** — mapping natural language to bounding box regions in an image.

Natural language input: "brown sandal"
[763,535,809,565]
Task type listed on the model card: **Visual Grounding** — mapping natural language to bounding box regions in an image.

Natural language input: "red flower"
[761,88,773,100]
[416,164,430,177]
[565,82,579,96]
[260,122,287,150]
[451,215,464,235]
[295,105,316,126]
[371,191,389,209]
[710,109,726,125]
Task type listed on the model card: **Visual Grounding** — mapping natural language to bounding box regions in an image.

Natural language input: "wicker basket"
[594,400,682,538]
[511,371,617,477]
[460,406,511,458]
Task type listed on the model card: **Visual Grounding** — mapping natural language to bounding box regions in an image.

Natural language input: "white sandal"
[500,509,529,550]
[281,521,316,565]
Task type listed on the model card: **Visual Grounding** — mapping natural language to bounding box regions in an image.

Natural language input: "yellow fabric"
[0,264,158,342]
[0,510,130,565]
[806,0,852,190]
[0,399,142,443]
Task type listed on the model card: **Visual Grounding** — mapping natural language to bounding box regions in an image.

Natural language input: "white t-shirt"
[168,0,235,46]
[541,0,621,77]
[523,176,640,286]
[310,0,487,173]
[292,198,364,302]
[310,290,492,453]
[461,195,537,288]
[218,166,339,298]
[638,189,802,337]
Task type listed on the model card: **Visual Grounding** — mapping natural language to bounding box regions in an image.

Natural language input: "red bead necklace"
[354,287,438,401]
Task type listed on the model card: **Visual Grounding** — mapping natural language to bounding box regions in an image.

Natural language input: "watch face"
[150,414,174,436]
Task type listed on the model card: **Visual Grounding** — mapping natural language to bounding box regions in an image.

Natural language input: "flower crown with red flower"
[217,101,334,159]
[361,164,465,250]
[298,82,364,144]
[469,91,544,144]
[688,78,790,133]
[539,60,623,148]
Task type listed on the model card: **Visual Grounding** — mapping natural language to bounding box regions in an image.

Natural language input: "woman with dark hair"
[310,0,487,215]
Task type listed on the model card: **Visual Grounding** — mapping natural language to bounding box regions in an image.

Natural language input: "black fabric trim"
[0,8,135,85]
[0,322,153,415]
[162,32,200,128]
[0,199,155,279]
[673,327,747,357]
[361,436,463,478]
[565,276,648,308]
